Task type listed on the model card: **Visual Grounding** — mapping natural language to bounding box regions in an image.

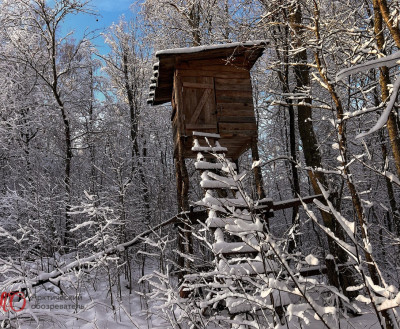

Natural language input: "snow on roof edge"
[155,40,268,57]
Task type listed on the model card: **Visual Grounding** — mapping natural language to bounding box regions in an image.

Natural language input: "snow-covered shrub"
[141,151,352,328]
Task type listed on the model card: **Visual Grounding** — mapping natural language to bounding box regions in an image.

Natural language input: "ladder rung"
[194,161,237,171]
[225,218,263,233]
[200,196,247,208]
[200,180,238,190]
[213,242,258,255]
[193,131,221,138]
[192,138,226,153]
[206,172,237,185]
[207,217,231,228]
[225,291,292,314]
[218,259,278,276]
[191,146,227,152]
[206,214,253,226]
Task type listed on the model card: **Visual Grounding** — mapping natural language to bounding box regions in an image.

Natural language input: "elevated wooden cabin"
[147,41,267,160]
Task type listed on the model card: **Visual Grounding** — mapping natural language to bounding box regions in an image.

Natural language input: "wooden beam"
[272,194,324,211]
[173,209,208,225]
[299,261,356,277]
[176,69,249,79]
[170,195,326,226]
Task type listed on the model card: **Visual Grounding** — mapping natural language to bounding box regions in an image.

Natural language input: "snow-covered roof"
[155,40,267,56]
[147,40,268,106]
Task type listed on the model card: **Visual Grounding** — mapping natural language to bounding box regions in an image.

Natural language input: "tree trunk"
[272,19,301,252]
[375,0,400,178]
[373,0,400,235]
[175,138,192,295]
[289,2,353,296]
[122,52,151,225]
[377,0,400,48]
[44,18,73,252]
[251,137,266,200]
[312,2,394,326]
[60,104,73,251]
[51,59,73,251]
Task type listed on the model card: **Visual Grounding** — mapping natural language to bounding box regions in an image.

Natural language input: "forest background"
[1,0,400,328]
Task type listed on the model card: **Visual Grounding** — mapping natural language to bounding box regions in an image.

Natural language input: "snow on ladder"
[187,131,292,319]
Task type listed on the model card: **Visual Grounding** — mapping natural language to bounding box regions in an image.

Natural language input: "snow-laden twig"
[306,183,400,326]
[336,51,400,82]
[356,74,400,139]
[336,51,400,139]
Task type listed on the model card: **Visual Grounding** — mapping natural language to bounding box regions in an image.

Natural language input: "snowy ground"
[3,282,392,329]
[0,260,170,329]
[3,281,168,329]
[0,259,396,329]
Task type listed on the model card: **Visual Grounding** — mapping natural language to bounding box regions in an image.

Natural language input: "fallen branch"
[3,212,198,291]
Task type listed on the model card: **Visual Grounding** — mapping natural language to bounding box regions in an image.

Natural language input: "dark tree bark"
[374,0,400,178]
[372,0,400,236]
[288,2,354,296]
[271,16,301,252]
[312,2,394,326]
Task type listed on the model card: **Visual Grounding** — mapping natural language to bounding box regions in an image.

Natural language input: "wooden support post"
[177,138,190,211]
[251,137,269,228]
[251,137,266,199]
[175,138,193,297]
[174,151,185,281]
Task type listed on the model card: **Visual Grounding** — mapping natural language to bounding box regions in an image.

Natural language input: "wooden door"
[181,76,217,133]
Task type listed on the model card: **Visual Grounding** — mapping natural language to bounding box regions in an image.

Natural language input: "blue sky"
[62,0,139,54]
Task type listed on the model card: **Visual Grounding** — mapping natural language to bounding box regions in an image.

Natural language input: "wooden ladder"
[189,131,290,317]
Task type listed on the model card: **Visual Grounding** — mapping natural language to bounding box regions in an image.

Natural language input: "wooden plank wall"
[173,56,257,159]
